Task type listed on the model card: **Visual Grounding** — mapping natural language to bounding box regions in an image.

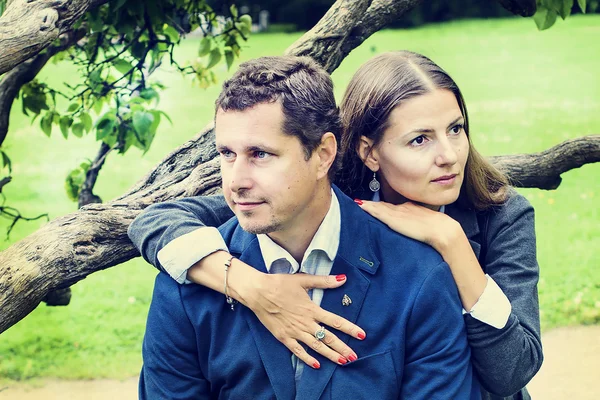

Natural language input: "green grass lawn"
[1,15,598,381]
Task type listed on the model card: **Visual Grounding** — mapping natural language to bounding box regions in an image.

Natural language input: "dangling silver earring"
[369,172,380,192]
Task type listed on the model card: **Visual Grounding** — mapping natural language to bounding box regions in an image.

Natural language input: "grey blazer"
[128,190,543,400]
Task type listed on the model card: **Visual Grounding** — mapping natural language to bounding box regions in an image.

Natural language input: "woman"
[129,51,542,399]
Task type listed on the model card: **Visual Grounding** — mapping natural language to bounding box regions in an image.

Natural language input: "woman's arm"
[460,194,542,396]
[128,195,366,367]
[357,195,542,396]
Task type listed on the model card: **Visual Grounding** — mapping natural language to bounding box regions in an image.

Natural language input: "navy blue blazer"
[139,187,481,399]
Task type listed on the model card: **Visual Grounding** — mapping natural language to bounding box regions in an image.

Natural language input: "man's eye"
[254,151,270,159]
[409,135,427,147]
[220,150,234,158]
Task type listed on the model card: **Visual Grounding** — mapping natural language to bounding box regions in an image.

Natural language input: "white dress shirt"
[257,189,340,387]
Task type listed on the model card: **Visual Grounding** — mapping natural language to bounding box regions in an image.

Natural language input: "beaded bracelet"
[224,255,237,310]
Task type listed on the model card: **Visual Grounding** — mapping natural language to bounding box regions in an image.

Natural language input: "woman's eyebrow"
[447,116,465,127]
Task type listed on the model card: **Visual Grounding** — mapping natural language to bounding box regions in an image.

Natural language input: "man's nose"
[229,158,253,193]
[435,137,458,167]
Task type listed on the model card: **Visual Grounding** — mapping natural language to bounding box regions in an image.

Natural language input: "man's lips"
[431,174,457,184]
[233,201,265,211]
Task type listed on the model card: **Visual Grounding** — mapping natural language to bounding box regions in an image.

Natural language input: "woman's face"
[363,89,469,209]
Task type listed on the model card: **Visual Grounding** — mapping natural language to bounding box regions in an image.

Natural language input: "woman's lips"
[431,174,457,185]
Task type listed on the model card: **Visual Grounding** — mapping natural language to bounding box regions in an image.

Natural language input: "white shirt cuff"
[157,227,228,284]
[463,275,512,329]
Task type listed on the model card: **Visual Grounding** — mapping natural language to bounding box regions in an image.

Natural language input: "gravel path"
[2,325,598,399]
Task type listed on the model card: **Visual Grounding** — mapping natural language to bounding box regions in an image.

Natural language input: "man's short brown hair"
[215,56,341,178]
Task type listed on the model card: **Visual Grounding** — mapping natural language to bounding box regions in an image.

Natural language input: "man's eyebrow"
[247,144,278,153]
[216,144,230,152]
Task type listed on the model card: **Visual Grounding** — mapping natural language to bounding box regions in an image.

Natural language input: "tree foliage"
[0,0,251,212]
[534,0,588,29]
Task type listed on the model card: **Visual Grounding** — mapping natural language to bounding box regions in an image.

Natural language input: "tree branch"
[0,0,106,75]
[78,142,112,208]
[0,0,598,335]
[0,27,86,147]
[490,135,600,190]
[286,0,424,73]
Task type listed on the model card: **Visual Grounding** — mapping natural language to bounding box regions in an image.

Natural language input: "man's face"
[216,102,322,235]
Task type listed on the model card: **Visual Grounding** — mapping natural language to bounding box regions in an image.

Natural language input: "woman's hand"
[356,200,461,252]
[236,265,365,369]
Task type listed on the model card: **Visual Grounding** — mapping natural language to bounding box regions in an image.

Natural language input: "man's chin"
[237,218,280,235]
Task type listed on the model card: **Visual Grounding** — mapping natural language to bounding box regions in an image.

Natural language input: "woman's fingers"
[283,338,322,369]
[319,308,366,342]
[295,272,348,290]
[296,328,357,367]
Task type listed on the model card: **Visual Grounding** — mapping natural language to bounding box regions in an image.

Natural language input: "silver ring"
[314,326,326,341]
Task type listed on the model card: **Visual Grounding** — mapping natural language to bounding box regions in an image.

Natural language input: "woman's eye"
[410,135,427,146]
[450,124,463,135]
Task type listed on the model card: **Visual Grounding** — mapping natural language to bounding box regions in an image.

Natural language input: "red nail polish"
[338,356,347,365]
[313,361,321,369]
[336,274,346,282]
[357,332,366,340]
[354,199,363,205]
[348,354,357,362]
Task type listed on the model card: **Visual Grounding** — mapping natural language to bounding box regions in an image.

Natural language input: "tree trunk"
[0,0,598,334]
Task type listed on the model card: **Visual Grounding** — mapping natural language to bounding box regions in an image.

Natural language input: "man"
[134,56,480,399]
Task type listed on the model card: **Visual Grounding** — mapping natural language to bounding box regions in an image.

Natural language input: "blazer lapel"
[296,187,377,400]
[296,256,370,400]
[233,234,296,400]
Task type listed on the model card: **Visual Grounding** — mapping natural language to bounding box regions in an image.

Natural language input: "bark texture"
[0,0,107,75]
[0,0,599,334]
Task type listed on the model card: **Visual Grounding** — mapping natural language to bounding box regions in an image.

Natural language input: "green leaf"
[139,87,159,101]
[224,48,234,70]
[114,0,128,11]
[64,161,91,202]
[578,0,586,12]
[96,114,117,140]
[113,59,133,75]
[59,116,73,139]
[72,123,85,138]
[23,95,49,115]
[132,111,154,137]
[206,48,222,69]
[198,37,212,57]
[559,0,573,19]
[163,26,180,43]
[158,110,172,124]
[238,15,252,37]
[93,98,104,115]
[230,4,238,18]
[149,110,161,133]
[533,6,558,30]
[67,103,80,112]
[1,150,12,173]
[40,113,53,137]
[79,112,93,133]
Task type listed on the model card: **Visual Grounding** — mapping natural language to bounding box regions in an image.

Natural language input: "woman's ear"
[357,136,379,172]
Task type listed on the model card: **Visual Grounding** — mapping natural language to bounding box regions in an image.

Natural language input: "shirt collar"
[257,189,341,273]
[371,190,445,213]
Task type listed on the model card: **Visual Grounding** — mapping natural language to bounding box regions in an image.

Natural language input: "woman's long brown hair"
[335,51,508,210]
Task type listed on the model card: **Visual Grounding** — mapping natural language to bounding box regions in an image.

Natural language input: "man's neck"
[267,184,332,263]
